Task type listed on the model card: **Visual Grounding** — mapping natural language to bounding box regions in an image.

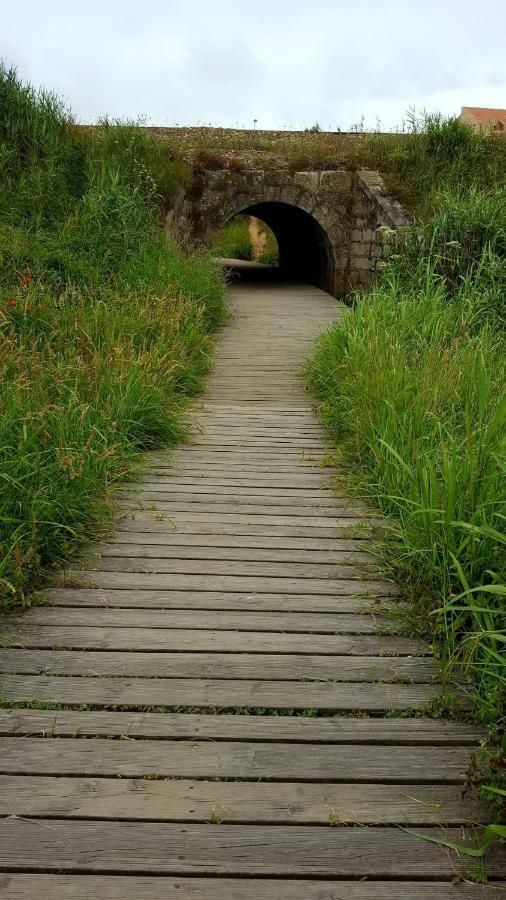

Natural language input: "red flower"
[39,303,46,311]
[6,299,15,307]
[21,274,31,286]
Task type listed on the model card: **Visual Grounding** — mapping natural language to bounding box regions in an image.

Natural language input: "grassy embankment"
[0,67,226,607]
[213,214,279,265]
[309,118,505,755]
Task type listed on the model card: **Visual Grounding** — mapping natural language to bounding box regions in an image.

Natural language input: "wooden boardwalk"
[0,279,503,897]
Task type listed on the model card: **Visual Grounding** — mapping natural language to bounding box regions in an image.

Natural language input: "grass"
[0,65,226,606]
[213,214,280,265]
[213,215,253,260]
[308,118,506,752]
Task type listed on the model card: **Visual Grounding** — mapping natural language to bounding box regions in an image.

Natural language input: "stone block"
[320,169,351,188]
[293,171,320,193]
[354,256,374,271]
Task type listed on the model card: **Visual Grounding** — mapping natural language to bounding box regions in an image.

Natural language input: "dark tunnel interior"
[224,201,335,294]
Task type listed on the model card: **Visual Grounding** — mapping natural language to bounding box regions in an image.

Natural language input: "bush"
[0,65,226,605]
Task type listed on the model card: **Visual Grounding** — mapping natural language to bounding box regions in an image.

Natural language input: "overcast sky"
[2,0,505,130]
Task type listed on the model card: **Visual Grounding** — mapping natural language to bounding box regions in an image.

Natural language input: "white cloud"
[1,0,504,129]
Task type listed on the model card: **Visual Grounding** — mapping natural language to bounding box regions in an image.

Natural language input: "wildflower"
[6,299,15,307]
[21,274,31,286]
[377,225,396,239]
[39,303,46,311]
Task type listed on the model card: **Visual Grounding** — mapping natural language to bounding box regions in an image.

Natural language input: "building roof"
[461,106,506,126]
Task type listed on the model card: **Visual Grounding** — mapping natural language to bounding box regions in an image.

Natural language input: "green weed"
[308,128,506,745]
[0,65,226,606]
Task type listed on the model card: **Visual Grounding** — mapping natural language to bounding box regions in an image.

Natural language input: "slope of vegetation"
[0,66,226,606]
[213,214,279,265]
[213,215,254,260]
[309,118,505,747]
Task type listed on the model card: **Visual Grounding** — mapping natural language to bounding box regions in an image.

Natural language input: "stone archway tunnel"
[167,167,411,295]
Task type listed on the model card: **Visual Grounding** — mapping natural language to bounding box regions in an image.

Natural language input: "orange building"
[458,107,506,132]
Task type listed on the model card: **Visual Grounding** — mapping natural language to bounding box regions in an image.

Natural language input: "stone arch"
[168,167,411,296]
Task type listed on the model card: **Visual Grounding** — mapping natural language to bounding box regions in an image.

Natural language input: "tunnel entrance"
[213,202,335,294]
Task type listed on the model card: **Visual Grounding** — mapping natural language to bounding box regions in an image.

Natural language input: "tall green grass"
[213,215,254,260]
[309,120,505,734]
[213,215,280,265]
[0,66,226,605]
[361,111,506,215]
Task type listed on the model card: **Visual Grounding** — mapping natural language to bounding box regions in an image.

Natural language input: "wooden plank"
[120,511,380,530]
[186,417,322,425]
[0,675,441,710]
[96,543,374,564]
[0,737,471,781]
[0,820,502,876]
[121,499,370,519]
[181,439,328,447]
[0,776,489,823]
[119,493,367,513]
[76,558,376,581]
[17,608,399,634]
[121,485,345,500]
[38,588,397,613]
[0,649,437,681]
[116,517,373,539]
[167,447,328,457]
[101,534,366,552]
[190,426,326,436]
[0,710,485,745]
[0,876,499,900]
[2,626,425,654]
[147,460,341,472]
[141,472,338,484]
[55,572,393,595]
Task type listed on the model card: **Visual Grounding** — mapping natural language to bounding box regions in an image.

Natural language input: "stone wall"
[349,170,412,288]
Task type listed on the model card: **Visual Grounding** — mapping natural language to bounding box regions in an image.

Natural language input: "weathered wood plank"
[96,543,374,563]
[148,459,341,472]
[102,533,368,551]
[140,475,340,488]
[0,820,502,876]
[190,427,326,437]
[119,487,352,504]
[119,512,380,532]
[75,558,376,581]
[16,607,399,633]
[2,626,426,654]
[181,438,328,447]
[0,776,489,823]
[0,675,441,710]
[0,876,498,899]
[0,709,484,744]
[121,499,371,519]
[116,516,373,539]
[141,472,338,484]
[55,571,393,595]
[0,737,472,781]
[38,588,396,613]
[0,649,437,681]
